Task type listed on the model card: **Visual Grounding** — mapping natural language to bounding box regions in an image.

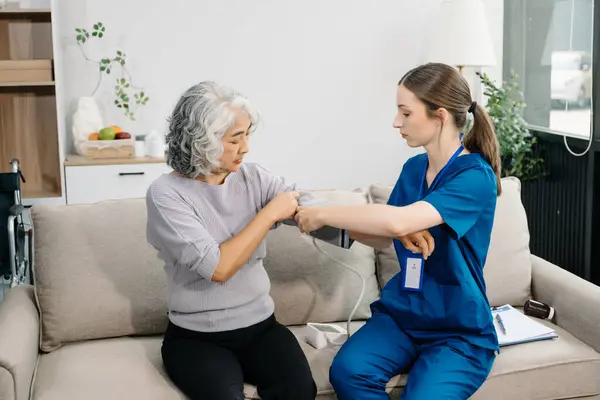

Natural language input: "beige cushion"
[265,189,380,326]
[483,177,532,306]
[31,200,169,352]
[32,337,185,400]
[31,320,600,400]
[31,324,401,400]
[473,319,600,399]
[368,177,532,307]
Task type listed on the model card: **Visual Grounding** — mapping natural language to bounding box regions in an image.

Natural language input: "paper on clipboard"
[492,305,558,347]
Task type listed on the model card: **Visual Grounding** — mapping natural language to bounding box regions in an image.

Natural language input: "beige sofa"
[0,177,599,400]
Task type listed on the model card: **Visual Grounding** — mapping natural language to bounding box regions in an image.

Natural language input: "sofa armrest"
[0,285,40,400]
[531,255,600,353]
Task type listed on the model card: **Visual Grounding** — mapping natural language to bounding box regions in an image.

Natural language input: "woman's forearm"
[212,209,277,282]
[349,231,392,249]
[314,204,401,237]
[315,202,443,238]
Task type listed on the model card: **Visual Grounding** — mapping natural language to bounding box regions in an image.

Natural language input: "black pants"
[161,314,317,400]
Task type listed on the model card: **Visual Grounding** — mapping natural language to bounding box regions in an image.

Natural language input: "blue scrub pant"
[329,311,496,399]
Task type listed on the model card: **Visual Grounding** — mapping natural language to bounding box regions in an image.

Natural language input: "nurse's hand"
[398,230,434,260]
[295,206,325,233]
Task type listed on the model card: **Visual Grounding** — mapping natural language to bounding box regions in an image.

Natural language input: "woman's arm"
[297,202,443,239]
[213,207,280,282]
[350,230,435,258]
[147,184,299,283]
[296,166,497,241]
[349,231,392,249]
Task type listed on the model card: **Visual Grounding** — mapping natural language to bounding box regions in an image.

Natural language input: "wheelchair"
[0,158,32,289]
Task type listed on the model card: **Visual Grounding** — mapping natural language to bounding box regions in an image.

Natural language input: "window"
[504,0,594,138]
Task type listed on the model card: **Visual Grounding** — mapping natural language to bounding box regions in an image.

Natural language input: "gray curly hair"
[166,81,259,178]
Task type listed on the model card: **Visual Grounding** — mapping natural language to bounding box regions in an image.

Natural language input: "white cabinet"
[64,156,171,204]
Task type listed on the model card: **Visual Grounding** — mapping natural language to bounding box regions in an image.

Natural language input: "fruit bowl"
[78,126,135,159]
[80,138,135,159]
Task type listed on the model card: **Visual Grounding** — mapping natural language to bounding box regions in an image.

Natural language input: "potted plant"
[477,71,545,182]
[75,22,149,121]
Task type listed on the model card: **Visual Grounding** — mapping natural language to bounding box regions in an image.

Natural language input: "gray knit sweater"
[146,163,302,332]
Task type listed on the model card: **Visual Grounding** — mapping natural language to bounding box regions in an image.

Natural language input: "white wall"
[53,0,503,190]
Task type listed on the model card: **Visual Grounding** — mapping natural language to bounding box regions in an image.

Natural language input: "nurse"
[295,62,502,399]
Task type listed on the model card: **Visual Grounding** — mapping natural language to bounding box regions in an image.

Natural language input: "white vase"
[72,96,105,155]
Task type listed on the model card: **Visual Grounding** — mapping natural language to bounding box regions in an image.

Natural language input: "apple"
[115,132,131,140]
[98,127,116,140]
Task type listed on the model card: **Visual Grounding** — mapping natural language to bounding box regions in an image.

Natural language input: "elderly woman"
[146,81,317,400]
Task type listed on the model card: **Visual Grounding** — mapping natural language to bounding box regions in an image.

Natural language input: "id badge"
[402,255,424,291]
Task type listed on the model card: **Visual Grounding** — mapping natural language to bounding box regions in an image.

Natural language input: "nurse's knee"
[329,347,379,392]
[329,347,364,388]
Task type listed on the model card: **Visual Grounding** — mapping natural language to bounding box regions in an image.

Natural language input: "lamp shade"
[425,0,496,67]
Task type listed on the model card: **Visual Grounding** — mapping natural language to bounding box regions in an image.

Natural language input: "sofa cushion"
[31,324,402,400]
[32,337,185,400]
[31,200,169,352]
[368,176,532,307]
[265,189,380,326]
[31,320,600,400]
[473,319,600,399]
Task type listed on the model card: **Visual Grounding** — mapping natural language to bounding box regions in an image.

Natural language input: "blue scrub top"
[372,152,499,352]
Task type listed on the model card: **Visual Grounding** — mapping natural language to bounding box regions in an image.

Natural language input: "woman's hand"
[264,191,300,222]
[295,206,325,233]
[398,230,435,260]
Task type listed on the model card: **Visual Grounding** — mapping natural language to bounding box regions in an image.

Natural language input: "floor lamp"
[424,0,497,103]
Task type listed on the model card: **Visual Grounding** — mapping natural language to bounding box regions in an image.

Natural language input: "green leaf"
[477,69,545,181]
[92,32,98,37]
[76,28,82,33]
[93,24,99,30]
[106,68,111,74]
[77,35,83,41]
[99,33,104,38]
[117,51,122,56]
[114,100,119,105]
[100,66,106,71]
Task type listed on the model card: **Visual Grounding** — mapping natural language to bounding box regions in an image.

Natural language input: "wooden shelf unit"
[0,8,51,14]
[0,7,61,199]
[0,80,54,87]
